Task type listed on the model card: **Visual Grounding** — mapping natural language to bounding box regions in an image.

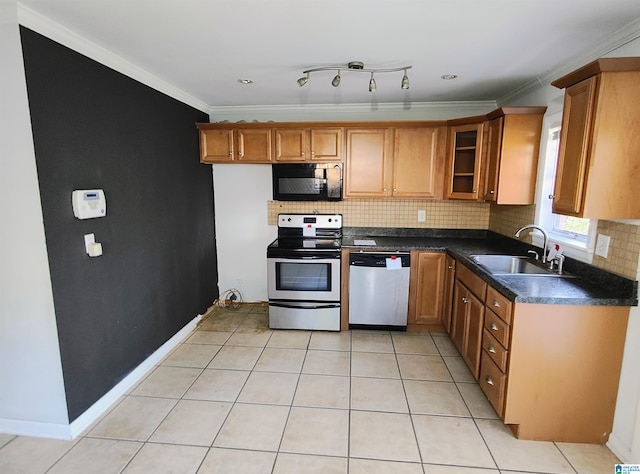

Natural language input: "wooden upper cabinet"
[344,128,392,198]
[345,126,445,199]
[274,128,343,162]
[236,129,272,162]
[310,128,343,161]
[200,129,234,162]
[393,127,445,199]
[551,57,640,218]
[483,107,546,204]
[198,127,272,163]
[274,129,306,161]
[445,122,485,200]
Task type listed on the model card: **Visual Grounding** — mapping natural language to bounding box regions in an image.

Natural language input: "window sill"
[531,233,594,264]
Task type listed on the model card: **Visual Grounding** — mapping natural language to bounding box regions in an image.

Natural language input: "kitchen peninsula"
[342,228,636,444]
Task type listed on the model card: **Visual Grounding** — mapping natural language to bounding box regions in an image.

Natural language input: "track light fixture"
[297,61,412,92]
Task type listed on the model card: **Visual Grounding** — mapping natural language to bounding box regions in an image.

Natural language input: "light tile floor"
[0,304,622,473]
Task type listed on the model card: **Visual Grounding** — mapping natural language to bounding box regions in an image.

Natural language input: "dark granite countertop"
[342,228,638,306]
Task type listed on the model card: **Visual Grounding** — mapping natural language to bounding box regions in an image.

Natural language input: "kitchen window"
[534,113,597,262]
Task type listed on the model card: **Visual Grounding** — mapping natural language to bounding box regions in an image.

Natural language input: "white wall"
[211,164,276,302]
[0,2,69,435]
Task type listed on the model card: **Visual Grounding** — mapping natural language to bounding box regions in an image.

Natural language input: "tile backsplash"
[592,220,640,280]
[267,200,640,280]
[268,199,490,229]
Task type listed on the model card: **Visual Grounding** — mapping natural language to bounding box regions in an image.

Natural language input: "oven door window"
[275,261,331,291]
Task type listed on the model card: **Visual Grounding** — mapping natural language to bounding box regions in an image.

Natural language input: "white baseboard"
[607,432,632,464]
[0,314,202,440]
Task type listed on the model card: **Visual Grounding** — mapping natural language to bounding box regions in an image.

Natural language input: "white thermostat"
[72,189,106,219]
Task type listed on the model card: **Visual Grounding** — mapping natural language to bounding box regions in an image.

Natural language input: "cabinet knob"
[383,188,387,192]
[490,323,499,331]
[228,151,233,156]
[472,189,477,193]
[393,188,397,192]
[301,152,305,156]
[487,345,497,354]
[489,190,495,194]
[462,297,469,304]
[447,265,454,270]
[492,299,500,308]
[485,376,495,386]
[311,151,315,155]
[548,194,555,200]
[238,152,243,156]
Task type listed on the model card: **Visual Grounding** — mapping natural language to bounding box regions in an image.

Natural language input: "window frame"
[533,112,597,263]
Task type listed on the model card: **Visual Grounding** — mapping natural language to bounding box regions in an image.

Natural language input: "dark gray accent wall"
[20,27,218,421]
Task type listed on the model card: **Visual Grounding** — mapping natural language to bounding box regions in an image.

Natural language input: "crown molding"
[499,16,640,104]
[208,100,498,122]
[16,3,210,114]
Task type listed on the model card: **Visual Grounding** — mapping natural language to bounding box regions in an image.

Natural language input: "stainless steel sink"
[470,254,566,276]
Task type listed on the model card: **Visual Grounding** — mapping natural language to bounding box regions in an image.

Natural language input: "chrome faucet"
[515,225,549,264]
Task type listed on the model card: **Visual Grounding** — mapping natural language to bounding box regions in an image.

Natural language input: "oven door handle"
[268,302,341,310]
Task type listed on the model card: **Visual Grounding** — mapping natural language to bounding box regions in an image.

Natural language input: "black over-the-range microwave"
[272,163,343,201]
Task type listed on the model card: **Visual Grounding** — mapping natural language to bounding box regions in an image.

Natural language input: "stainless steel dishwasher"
[348,252,411,330]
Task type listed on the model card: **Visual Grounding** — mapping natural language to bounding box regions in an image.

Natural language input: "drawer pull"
[492,299,500,308]
[462,297,470,304]
[490,323,499,331]
[485,376,494,386]
[487,345,496,354]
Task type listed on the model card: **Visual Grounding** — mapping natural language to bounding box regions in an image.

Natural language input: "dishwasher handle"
[349,252,410,267]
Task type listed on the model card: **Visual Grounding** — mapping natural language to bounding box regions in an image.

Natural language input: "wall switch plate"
[417,210,426,222]
[595,234,611,258]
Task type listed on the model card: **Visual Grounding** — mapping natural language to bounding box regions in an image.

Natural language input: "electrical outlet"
[417,210,426,222]
[595,234,610,258]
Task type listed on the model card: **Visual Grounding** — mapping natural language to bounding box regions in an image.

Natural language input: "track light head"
[331,71,341,87]
[401,70,410,89]
[369,72,376,92]
[297,74,309,87]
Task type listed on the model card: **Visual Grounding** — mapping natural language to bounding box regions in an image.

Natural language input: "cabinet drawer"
[456,264,487,300]
[480,351,506,417]
[484,309,510,348]
[483,329,508,371]
[485,286,512,324]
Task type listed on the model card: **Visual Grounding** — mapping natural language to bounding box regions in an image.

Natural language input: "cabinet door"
[310,128,343,162]
[236,129,272,162]
[344,129,392,198]
[450,281,468,352]
[462,291,485,380]
[408,252,446,326]
[393,127,444,198]
[200,129,234,162]
[274,129,307,161]
[442,255,456,333]
[552,76,597,215]
[483,117,503,201]
[446,123,484,200]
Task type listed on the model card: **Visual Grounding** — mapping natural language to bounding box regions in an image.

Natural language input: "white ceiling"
[15,0,640,109]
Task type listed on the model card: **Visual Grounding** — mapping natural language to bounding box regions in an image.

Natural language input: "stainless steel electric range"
[266,214,342,331]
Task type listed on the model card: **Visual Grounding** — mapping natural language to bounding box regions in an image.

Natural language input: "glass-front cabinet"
[445,123,484,200]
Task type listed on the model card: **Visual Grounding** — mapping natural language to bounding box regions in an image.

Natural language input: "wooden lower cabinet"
[408,251,446,330]
[475,290,631,443]
[450,263,486,379]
